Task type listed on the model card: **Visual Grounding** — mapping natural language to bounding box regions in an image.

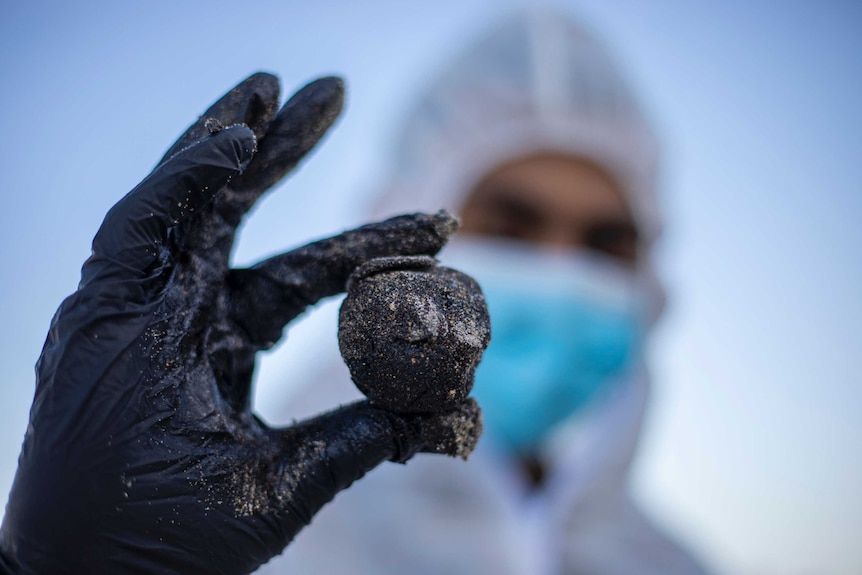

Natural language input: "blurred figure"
[260,7,711,575]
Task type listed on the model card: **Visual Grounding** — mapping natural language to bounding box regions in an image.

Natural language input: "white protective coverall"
[258,7,711,575]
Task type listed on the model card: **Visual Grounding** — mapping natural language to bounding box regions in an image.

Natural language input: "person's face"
[458,153,639,265]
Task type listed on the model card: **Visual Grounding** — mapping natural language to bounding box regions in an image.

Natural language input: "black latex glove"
[0,73,481,575]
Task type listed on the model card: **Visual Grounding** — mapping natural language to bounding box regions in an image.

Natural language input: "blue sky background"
[1,2,860,574]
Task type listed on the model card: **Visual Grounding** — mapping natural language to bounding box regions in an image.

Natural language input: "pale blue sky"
[1,2,860,574]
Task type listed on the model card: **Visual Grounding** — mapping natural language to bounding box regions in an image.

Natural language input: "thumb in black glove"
[0,73,483,575]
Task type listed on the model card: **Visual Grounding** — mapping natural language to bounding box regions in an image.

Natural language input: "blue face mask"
[441,238,646,456]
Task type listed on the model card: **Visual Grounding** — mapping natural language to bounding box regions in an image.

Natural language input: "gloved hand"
[0,73,482,575]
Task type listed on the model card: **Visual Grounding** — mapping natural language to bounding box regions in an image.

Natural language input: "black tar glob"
[339,255,491,413]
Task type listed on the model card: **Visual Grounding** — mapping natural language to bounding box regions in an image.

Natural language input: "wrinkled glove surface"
[0,73,481,575]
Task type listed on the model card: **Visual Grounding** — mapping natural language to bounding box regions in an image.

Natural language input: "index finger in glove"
[157,72,280,166]
[227,211,459,349]
[82,126,256,287]
[169,77,345,261]
[231,76,344,198]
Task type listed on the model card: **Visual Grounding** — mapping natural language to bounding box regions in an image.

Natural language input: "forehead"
[467,152,632,222]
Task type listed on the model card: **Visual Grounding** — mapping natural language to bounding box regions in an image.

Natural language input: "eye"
[583,220,639,264]
[461,187,548,242]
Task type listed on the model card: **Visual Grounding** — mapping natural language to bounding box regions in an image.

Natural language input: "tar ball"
[338,255,491,413]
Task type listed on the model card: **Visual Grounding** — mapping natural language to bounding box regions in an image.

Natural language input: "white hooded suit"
[258,8,711,575]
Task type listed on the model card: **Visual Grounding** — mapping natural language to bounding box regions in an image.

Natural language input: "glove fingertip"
[158,73,280,166]
[431,210,460,243]
[289,76,345,116]
[235,72,282,139]
[244,70,280,88]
